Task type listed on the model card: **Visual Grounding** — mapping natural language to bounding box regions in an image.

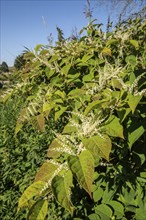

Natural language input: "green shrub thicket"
[1,17,146,219]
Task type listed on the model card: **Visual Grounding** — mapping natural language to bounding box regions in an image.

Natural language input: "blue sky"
[0,0,145,66]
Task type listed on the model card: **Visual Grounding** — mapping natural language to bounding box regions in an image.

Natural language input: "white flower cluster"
[85,62,146,98]
[127,72,146,96]
[53,132,76,155]
[98,63,123,91]
[114,27,131,43]
[85,84,99,95]
[70,111,105,138]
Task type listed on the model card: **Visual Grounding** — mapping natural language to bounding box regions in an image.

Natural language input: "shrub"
[1,17,146,219]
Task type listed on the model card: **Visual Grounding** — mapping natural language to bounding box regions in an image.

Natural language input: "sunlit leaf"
[47,138,63,158]
[27,199,48,220]
[129,40,139,50]
[51,171,74,213]
[108,200,124,219]
[61,64,71,75]
[18,181,46,210]
[34,162,59,182]
[104,115,124,139]
[95,204,113,220]
[68,150,94,197]
[101,48,112,56]
[127,94,142,113]
[82,134,112,161]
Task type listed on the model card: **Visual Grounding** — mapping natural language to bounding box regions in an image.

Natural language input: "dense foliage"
[1,17,146,220]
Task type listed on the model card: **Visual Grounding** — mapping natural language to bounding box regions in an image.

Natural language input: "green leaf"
[104,115,124,139]
[95,204,113,220]
[27,199,48,220]
[117,108,131,122]
[135,208,146,220]
[106,39,118,46]
[111,78,122,89]
[34,162,59,182]
[125,55,136,68]
[82,54,93,63]
[61,64,71,75]
[84,99,107,115]
[128,123,145,148]
[82,134,112,161]
[68,150,94,197]
[129,40,139,50]
[18,181,46,210]
[127,94,142,113]
[88,213,100,220]
[93,187,103,202]
[108,201,124,219]
[102,186,115,203]
[55,106,67,121]
[34,44,43,53]
[62,122,77,134]
[83,68,94,82]
[51,171,74,213]
[54,90,66,99]
[43,102,54,113]
[133,152,145,166]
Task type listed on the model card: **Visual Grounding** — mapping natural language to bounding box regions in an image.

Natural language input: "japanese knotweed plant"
[1,17,146,219]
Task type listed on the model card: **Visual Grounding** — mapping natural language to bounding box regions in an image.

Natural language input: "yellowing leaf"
[27,199,48,220]
[37,114,45,132]
[15,123,23,135]
[102,48,112,56]
[68,150,94,197]
[47,138,63,158]
[129,40,139,50]
[43,102,52,112]
[34,162,59,182]
[18,181,46,210]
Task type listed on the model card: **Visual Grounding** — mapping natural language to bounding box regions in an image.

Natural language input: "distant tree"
[56,26,64,42]
[0,61,9,73]
[14,47,31,70]
[14,54,26,70]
